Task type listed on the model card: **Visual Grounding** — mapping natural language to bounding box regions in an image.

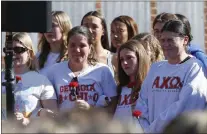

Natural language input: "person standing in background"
[37,11,72,74]
[81,11,114,75]
[132,32,164,65]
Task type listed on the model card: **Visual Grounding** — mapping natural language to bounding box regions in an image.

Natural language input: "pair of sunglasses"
[13,47,28,54]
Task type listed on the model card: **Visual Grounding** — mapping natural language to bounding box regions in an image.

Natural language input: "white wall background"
[1,1,206,55]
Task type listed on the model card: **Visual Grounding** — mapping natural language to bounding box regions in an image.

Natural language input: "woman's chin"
[71,58,85,64]
[14,62,24,68]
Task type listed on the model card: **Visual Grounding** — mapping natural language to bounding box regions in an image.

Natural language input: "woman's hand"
[38,108,56,118]
[75,100,90,110]
[14,112,30,126]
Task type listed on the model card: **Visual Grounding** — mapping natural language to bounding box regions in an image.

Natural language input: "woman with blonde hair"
[37,11,72,74]
[2,32,58,125]
[132,32,164,64]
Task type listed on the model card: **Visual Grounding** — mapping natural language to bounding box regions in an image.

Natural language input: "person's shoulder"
[93,62,111,70]
[151,60,168,68]
[187,43,204,54]
[22,71,51,86]
[186,56,203,67]
[24,71,47,80]
[89,62,112,74]
[47,61,68,72]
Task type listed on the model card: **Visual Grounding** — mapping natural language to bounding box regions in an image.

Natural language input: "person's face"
[82,16,104,42]
[13,41,29,67]
[44,17,63,44]
[160,31,188,61]
[68,34,91,64]
[153,22,165,41]
[111,21,128,49]
[120,48,138,76]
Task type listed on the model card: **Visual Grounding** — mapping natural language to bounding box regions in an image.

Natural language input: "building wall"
[1,1,207,56]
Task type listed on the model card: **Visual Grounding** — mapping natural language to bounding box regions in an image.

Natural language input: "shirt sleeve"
[101,66,117,98]
[135,68,151,132]
[146,63,207,133]
[187,44,207,76]
[40,76,57,100]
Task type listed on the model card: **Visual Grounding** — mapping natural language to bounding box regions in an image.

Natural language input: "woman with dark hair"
[135,20,207,133]
[81,11,114,74]
[152,12,178,41]
[113,40,150,128]
[152,12,207,76]
[175,13,207,75]
[46,26,117,114]
[111,15,138,53]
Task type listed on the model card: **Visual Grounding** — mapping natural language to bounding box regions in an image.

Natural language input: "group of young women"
[2,10,207,133]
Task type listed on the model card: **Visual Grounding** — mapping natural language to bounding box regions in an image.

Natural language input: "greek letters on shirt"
[117,93,137,106]
[152,76,183,92]
[58,83,99,104]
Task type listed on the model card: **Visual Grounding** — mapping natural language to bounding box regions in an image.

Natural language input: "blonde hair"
[12,32,37,71]
[132,33,164,64]
[38,11,72,69]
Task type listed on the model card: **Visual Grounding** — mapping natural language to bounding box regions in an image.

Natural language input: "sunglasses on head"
[13,47,28,54]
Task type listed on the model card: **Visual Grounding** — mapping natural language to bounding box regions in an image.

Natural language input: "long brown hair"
[111,15,138,52]
[38,11,72,69]
[117,40,150,97]
[81,11,110,51]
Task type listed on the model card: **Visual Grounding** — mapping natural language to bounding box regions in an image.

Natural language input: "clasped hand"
[75,99,90,110]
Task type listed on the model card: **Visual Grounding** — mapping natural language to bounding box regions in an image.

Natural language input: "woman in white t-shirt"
[4,32,58,125]
[81,11,114,75]
[37,11,72,74]
[46,26,117,115]
[113,40,150,129]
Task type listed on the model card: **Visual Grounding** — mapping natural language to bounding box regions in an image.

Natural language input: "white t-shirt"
[135,57,207,133]
[114,87,134,121]
[2,71,57,118]
[46,61,117,111]
[106,51,114,76]
[114,86,142,130]
[36,52,60,74]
